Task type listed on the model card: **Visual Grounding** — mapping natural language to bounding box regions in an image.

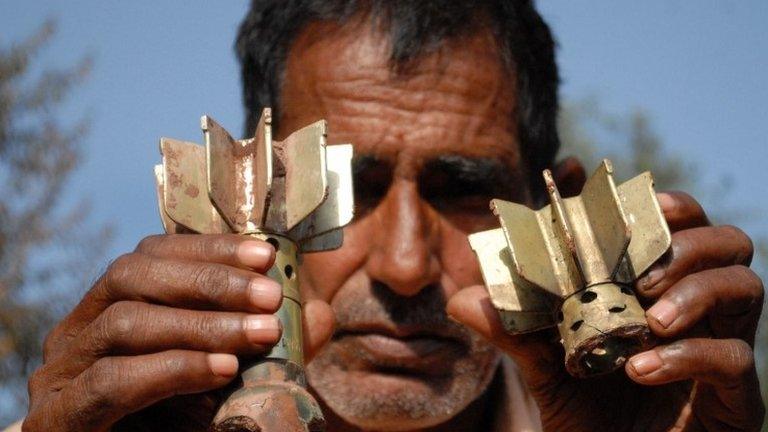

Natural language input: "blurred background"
[1,0,767,427]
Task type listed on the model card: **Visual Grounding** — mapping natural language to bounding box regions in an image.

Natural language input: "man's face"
[278,17,530,431]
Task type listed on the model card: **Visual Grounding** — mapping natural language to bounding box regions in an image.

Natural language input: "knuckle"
[154,350,189,377]
[27,366,49,401]
[104,253,153,298]
[105,253,138,289]
[100,301,142,344]
[199,235,237,261]
[721,224,754,263]
[81,357,122,410]
[42,326,64,361]
[191,264,236,302]
[135,234,164,254]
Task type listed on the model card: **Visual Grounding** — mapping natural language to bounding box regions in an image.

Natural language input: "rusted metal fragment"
[471,159,671,377]
[558,282,653,377]
[568,160,630,282]
[205,114,272,233]
[154,164,182,234]
[211,361,325,432]
[154,110,354,431]
[469,228,555,333]
[616,171,672,282]
[290,144,354,241]
[160,138,228,234]
[281,120,329,231]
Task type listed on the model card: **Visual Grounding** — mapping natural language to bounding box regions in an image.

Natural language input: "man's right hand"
[23,234,335,432]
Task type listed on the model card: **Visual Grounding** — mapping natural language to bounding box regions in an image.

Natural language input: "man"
[17,1,764,431]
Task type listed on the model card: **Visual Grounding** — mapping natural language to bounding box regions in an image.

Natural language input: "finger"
[42,301,281,380]
[135,234,275,272]
[24,350,239,432]
[657,191,710,231]
[44,255,283,360]
[636,225,754,298]
[447,285,564,388]
[626,338,757,389]
[303,299,335,363]
[626,339,763,430]
[100,254,284,313]
[644,266,763,341]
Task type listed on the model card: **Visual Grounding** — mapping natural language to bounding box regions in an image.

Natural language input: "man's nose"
[365,179,441,297]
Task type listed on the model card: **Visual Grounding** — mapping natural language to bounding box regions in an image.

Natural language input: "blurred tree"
[0,22,111,424]
[558,97,768,430]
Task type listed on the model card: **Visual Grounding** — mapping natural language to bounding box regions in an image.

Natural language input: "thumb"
[446,285,566,390]
[302,299,335,363]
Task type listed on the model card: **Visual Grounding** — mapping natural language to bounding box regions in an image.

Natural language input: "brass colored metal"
[469,160,671,377]
[154,108,354,431]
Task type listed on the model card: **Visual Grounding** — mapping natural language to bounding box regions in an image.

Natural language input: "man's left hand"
[448,191,765,431]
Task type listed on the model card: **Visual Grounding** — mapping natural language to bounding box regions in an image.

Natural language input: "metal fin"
[205,114,270,233]
[281,120,329,231]
[617,171,672,280]
[492,199,578,297]
[160,138,228,234]
[543,170,585,295]
[469,228,555,333]
[289,143,354,241]
[573,160,631,282]
[154,164,181,233]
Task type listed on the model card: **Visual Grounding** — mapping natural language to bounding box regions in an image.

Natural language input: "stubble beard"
[306,277,501,431]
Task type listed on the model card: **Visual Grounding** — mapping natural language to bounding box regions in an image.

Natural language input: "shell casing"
[557,282,651,377]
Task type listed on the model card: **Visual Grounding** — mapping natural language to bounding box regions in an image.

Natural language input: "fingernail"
[207,353,239,377]
[249,279,282,311]
[628,350,663,376]
[639,263,666,291]
[236,240,273,268]
[646,299,679,328]
[243,315,281,344]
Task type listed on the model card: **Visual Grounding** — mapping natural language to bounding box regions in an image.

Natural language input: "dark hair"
[236,0,559,183]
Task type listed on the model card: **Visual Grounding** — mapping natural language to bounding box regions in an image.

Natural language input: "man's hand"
[448,191,765,431]
[23,234,335,432]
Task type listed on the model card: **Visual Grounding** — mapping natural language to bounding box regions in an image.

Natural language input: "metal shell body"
[469,160,671,377]
[153,109,354,431]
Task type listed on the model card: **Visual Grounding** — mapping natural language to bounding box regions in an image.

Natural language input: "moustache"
[331,279,472,344]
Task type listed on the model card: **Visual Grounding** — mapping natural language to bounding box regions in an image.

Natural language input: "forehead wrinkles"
[283,17,520,174]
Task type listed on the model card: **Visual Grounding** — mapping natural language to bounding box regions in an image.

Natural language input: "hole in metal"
[580,336,642,376]
[266,237,279,252]
[570,320,583,331]
[580,291,597,303]
[620,286,633,296]
[609,305,627,313]
[284,264,294,279]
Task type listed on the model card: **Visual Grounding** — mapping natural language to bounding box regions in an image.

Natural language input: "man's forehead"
[279,14,522,171]
[286,15,508,84]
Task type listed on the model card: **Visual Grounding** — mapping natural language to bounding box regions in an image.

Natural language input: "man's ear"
[552,156,586,198]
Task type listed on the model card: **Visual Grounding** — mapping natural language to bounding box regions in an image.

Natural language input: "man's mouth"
[333,324,467,375]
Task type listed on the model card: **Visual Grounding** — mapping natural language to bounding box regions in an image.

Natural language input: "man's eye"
[353,181,388,216]
[351,159,393,218]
